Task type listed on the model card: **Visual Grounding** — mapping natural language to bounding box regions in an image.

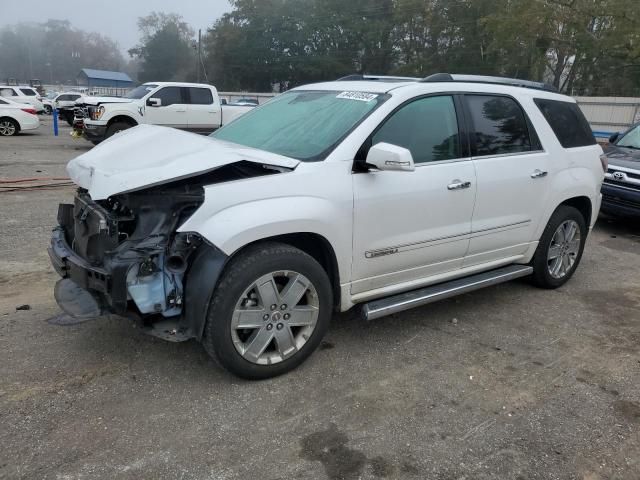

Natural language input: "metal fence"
[575,96,640,141]
[218,92,277,105]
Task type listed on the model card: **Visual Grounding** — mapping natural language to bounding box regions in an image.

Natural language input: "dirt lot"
[1,119,639,480]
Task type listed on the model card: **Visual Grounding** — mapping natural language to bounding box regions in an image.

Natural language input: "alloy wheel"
[0,120,16,136]
[547,219,581,279]
[231,270,319,365]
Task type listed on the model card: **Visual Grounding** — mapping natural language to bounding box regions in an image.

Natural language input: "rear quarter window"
[534,98,596,148]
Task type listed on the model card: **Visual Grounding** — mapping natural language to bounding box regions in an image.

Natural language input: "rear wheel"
[0,118,19,136]
[202,242,333,379]
[105,121,132,139]
[530,205,587,288]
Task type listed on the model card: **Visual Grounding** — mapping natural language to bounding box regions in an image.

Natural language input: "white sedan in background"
[0,97,40,136]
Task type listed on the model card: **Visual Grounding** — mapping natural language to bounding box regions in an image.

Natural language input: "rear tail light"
[21,108,37,115]
[599,153,608,173]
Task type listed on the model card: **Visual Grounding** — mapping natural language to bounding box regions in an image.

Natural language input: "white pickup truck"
[50,74,604,379]
[77,82,253,144]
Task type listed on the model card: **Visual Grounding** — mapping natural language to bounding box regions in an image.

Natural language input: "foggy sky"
[0,0,232,53]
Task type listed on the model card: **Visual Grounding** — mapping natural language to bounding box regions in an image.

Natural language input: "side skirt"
[361,264,532,321]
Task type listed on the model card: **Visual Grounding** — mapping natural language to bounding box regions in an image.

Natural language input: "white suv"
[0,85,45,113]
[49,74,604,378]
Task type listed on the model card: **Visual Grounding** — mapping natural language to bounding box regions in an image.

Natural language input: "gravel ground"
[1,119,639,480]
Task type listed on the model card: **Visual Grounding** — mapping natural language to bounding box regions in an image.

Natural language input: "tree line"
[202,0,640,95]
[1,1,638,96]
[0,20,127,84]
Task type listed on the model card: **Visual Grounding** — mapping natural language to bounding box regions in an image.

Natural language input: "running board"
[361,265,533,321]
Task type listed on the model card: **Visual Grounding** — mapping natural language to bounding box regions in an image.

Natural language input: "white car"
[0,96,40,136]
[0,85,45,113]
[50,74,604,378]
[77,82,254,144]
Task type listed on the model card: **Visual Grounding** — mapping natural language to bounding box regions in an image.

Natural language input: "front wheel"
[202,242,333,379]
[105,121,132,139]
[530,205,587,288]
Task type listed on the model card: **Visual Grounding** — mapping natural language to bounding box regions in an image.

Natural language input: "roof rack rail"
[420,73,558,92]
[337,74,420,82]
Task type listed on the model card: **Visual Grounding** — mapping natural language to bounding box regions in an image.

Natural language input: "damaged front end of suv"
[50,181,206,338]
[49,125,298,341]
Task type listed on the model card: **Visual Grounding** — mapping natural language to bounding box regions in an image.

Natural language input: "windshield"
[618,124,640,149]
[211,90,388,161]
[125,84,158,99]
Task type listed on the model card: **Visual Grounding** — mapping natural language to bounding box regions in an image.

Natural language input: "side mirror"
[147,98,161,107]
[365,142,415,172]
[221,98,228,105]
[608,132,620,144]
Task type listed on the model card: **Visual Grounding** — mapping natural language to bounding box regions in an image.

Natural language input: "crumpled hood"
[67,125,300,199]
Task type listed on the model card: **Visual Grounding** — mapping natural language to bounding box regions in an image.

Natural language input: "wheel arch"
[558,196,592,226]
[107,115,138,128]
[237,232,341,311]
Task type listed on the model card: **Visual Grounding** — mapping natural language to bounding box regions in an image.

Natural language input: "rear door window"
[534,98,596,148]
[188,87,214,105]
[371,95,461,164]
[465,95,532,156]
[1,88,17,97]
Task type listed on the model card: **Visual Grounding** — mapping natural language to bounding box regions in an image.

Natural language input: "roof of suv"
[295,76,574,102]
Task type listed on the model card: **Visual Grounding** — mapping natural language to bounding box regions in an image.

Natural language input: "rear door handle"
[447,180,471,190]
[531,169,548,179]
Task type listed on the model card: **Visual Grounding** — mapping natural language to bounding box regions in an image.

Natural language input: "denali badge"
[366,248,399,258]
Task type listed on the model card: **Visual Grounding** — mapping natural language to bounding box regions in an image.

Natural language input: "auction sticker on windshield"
[336,91,379,102]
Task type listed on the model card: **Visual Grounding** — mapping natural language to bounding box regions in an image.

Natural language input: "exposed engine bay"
[51,161,285,324]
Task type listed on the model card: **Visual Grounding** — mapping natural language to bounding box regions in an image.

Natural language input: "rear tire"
[0,118,19,136]
[530,205,587,288]
[202,242,333,379]
[105,121,132,139]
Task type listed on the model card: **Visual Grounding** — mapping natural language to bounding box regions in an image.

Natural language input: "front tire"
[530,205,587,288]
[202,242,333,379]
[105,121,132,139]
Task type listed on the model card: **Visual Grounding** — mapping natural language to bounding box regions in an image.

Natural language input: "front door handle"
[447,180,471,190]
[531,169,548,179]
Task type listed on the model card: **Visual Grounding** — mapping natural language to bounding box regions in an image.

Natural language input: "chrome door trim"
[364,220,531,258]
[471,149,546,161]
